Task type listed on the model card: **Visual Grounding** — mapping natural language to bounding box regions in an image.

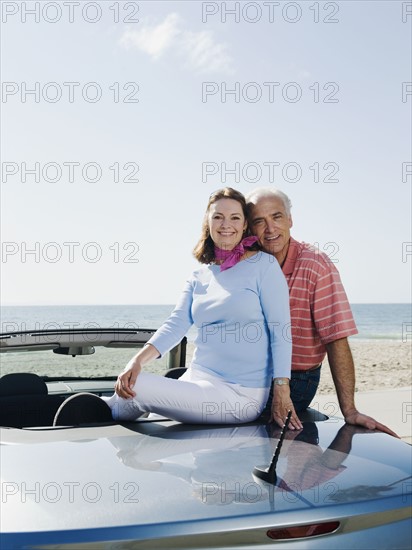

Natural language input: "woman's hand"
[115,343,160,399]
[115,358,142,399]
[271,383,303,430]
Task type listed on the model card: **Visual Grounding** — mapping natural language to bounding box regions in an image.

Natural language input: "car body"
[0,328,411,549]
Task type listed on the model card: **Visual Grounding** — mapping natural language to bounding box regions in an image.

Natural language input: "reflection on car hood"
[1,418,411,537]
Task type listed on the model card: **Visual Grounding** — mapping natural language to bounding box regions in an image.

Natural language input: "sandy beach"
[317,340,411,394]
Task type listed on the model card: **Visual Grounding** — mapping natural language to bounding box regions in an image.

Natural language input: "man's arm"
[326,338,398,437]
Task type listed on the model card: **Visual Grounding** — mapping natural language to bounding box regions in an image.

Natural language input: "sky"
[1,0,411,306]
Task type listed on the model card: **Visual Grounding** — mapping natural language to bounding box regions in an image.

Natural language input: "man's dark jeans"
[289,366,321,412]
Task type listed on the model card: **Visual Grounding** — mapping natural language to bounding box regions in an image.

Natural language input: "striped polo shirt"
[282,237,358,371]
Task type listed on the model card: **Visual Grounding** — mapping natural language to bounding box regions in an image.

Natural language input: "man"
[246,187,397,436]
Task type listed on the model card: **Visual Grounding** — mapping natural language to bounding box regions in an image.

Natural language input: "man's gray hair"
[246,188,292,216]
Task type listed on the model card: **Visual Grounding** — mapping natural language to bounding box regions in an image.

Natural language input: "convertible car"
[0,328,411,549]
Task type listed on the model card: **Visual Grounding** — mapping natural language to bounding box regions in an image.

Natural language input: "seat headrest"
[0,373,48,396]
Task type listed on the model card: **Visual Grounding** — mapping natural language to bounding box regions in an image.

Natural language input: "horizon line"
[1,302,411,307]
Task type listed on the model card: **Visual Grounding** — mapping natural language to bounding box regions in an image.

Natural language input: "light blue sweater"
[148,252,292,388]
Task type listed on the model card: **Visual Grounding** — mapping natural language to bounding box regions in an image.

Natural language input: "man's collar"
[281,237,300,275]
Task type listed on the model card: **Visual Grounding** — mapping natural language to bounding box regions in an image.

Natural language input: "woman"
[105,188,300,428]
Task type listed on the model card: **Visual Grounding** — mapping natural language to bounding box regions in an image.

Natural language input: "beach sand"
[318,340,411,394]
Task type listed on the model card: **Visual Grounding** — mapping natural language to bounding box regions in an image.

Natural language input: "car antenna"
[253,410,292,485]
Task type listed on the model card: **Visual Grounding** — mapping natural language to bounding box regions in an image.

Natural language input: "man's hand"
[344,409,399,438]
[326,339,399,438]
[271,384,303,430]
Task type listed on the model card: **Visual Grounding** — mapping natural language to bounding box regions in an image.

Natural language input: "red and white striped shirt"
[282,238,358,371]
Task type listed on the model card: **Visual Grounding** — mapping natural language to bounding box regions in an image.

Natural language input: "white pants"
[104,368,269,424]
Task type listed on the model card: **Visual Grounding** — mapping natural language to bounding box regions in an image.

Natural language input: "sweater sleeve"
[147,277,194,357]
[259,260,292,380]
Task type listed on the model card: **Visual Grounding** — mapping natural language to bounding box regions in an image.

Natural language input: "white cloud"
[119,14,234,74]
[120,13,182,59]
[180,30,234,74]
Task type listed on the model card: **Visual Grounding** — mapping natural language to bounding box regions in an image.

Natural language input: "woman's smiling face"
[208,198,247,251]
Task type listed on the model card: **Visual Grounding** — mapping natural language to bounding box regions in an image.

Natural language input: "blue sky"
[1,0,411,305]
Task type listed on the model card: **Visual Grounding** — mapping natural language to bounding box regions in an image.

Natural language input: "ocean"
[1,303,411,341]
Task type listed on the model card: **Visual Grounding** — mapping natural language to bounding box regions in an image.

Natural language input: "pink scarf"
[214,236,259,271]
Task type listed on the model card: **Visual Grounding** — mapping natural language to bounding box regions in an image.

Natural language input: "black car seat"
[0,373,65,427]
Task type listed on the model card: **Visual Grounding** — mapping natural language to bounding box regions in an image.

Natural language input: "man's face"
[249,197,293,262]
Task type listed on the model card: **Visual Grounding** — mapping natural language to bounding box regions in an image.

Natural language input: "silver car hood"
[1,418,411,546]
